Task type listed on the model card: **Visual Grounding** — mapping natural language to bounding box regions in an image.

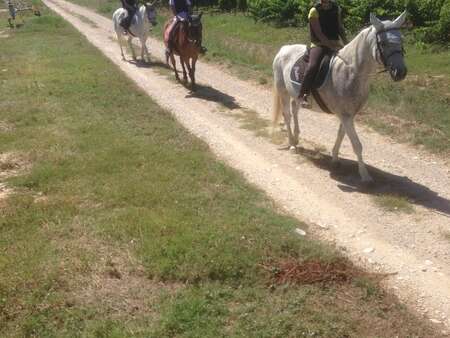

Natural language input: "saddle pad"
[290,51,334,90]
[290,53,309,86]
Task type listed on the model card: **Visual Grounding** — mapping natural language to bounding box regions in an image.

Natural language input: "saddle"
[290,48,333,89]
[290,49,335,114]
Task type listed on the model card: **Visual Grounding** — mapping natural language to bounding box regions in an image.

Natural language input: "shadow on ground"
[128,59,240,110]
[185,83,240,110]
[295,146,450,216]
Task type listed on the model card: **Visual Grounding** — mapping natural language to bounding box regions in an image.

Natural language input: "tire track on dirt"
[43,0,450,332]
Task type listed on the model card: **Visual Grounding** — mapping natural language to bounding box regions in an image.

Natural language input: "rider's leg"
[166,17,178,56]
[120,6,136,33]
[298,46,326,108]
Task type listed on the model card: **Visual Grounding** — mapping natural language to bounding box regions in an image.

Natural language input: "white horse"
[112,3,157,62]
[272,12,407,183]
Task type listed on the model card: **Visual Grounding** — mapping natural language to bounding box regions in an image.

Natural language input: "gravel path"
[43,0,450,333]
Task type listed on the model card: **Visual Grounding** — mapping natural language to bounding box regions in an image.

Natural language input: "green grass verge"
[0,5,439,337]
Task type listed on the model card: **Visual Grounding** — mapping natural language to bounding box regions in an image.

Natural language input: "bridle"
[375,27,405,70]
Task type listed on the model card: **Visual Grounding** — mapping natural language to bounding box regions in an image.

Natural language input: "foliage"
[196,0,449,43]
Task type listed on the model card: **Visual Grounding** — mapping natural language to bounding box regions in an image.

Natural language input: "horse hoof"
[289,146,297,153]
[277,144,291,151]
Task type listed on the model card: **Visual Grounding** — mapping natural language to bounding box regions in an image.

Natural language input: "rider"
[299,0,348,108]
[165,0,191,56]
[165,0,206,56]
[120,0,138,33]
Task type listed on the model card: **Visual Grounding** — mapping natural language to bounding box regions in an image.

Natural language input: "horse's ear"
[392,10,407,28]
[370,13,384,31]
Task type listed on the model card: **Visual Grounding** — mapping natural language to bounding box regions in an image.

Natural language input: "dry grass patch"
[261,258,361,286]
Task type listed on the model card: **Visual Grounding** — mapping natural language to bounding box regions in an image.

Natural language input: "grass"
[0,4,440,337]
[373,194,415,213]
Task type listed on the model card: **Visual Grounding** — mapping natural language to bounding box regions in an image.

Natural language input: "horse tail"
[271,84,283,133]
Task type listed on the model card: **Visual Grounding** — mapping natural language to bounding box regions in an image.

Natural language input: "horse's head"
[144,2,157,26]
[370,11,407,82]
[187,12,203,48]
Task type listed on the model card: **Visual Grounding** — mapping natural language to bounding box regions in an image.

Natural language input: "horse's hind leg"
[140,37,150,62]
[169,54,179,81]
[341,115,372,182]
[190,55,198,89]
[291,99,300,147]
[332,122,345,164]
[280,93,295,149]
[180,57,188,83]
[127,37,136,60]
[117,33,126,60]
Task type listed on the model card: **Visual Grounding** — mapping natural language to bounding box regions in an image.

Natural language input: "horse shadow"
[295,146,450,216]
[127,60,240,110]
[184,83,241,110]
[126,59,169,70]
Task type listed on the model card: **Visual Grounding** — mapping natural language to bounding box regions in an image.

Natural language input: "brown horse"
[163,13,203,89]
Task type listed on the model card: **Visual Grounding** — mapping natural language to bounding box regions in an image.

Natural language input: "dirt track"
[43,0,450,332]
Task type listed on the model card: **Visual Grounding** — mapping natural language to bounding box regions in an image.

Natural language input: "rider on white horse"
[120,0,139,34]
[299,0,348,108]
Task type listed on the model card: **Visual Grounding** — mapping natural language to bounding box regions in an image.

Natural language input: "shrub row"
[194,0,449,43]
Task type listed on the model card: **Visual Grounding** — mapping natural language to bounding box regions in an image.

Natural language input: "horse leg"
[180,57,188,83]
[190,55,198,90]
[291,99,300,147]
[143,38,150,62]
[127,36,136,60]
[281,93,295,149]
[169,54,179,81]
[117,33,126,60]
[341,115,372,182]
[332,122,345,164]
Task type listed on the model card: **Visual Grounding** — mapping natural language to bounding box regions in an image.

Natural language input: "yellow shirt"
[308,7,342,49]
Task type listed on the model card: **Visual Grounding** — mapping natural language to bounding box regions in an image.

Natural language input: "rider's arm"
[338,7,348,45]
[168,0,177,15]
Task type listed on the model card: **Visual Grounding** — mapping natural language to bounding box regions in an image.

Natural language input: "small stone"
[318,222,328,229]
[421,267,427,272]
[430,319,442,324]
[1,69,7,72]
[363,247,375,254]
[295,166,301,170]
[425,260,433,266]
[295,228,306,236]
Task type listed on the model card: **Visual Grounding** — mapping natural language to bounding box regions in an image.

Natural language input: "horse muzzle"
[389,66,407,82]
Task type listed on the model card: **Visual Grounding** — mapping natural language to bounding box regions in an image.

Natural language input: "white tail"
[271,85,282,134]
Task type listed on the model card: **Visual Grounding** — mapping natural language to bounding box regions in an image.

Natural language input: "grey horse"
[113,3,157,62]
[272,12,407,183]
